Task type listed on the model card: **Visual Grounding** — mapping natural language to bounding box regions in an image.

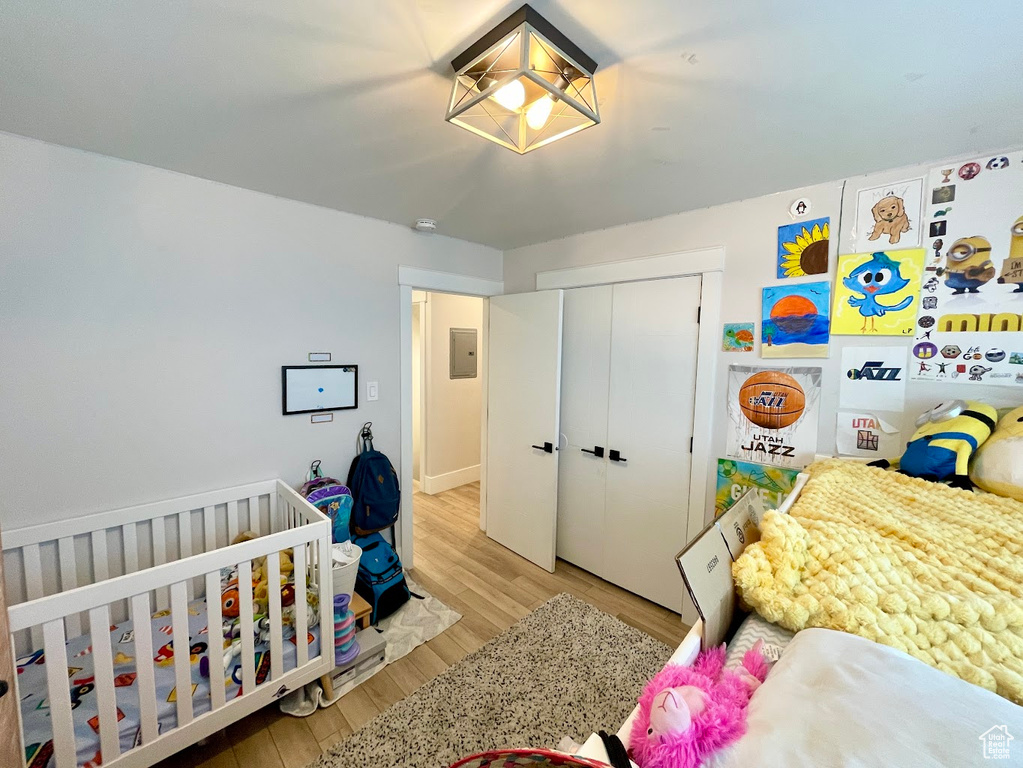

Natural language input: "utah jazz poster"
[726,365,822,468]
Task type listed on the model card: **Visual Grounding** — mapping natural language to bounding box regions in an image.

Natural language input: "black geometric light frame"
[445,4,600,154]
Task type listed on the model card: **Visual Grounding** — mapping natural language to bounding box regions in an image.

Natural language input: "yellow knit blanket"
[733,459,1023,703]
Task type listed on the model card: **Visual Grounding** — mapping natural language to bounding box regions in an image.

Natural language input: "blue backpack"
[346,423,400,536]
[351,532,410,624]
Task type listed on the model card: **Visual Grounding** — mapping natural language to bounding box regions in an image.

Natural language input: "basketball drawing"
[738,370,806,429]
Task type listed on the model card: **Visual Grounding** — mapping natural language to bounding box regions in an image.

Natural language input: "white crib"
[2,480,334,768]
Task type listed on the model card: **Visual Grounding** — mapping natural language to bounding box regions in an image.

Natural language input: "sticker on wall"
[722,322,755,352]
[911,149,1023,387]
[839,346,908,412]
[836,411,902,458]
[777,217,830,277]
[789,197,812,218]
[831,249,926,336]
[715,458,800,517]
[726,365,822,468]
[852,178,924,251]
[761,282,831,358]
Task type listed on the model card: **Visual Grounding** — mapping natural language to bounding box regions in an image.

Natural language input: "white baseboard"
[423,464,480,495]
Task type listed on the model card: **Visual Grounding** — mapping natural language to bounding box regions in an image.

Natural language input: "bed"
[2,480,333,768]
[578,459,1023,766]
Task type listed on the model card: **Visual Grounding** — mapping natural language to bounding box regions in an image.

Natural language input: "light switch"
[367,381,379,401]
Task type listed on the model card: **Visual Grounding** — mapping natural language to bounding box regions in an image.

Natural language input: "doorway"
[397,267,502,571]
[410,291,486,557]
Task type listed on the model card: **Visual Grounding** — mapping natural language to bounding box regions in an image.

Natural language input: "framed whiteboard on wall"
[281,365,358,415]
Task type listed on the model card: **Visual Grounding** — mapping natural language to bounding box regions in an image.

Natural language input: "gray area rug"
[309,593,672,768]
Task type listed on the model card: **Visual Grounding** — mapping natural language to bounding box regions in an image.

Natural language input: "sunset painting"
[761,281,831,358]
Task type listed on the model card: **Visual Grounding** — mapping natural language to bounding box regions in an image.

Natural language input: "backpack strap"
[307,460,323,482]
[597,731,631,768]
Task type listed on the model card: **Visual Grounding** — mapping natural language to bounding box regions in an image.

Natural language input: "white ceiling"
[2,1,1021,250]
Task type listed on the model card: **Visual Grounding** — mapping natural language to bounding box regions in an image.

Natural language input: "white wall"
[421,292,483,494]
[0,132,501,529]
[504,146,1023,525]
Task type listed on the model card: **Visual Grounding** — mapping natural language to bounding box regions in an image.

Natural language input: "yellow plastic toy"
[970,405,1023,501]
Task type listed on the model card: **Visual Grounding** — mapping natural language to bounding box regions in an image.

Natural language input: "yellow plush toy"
[970,404,1023,501]
[898,400,997,488]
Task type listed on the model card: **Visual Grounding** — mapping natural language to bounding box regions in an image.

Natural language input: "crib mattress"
[17,598,321,768]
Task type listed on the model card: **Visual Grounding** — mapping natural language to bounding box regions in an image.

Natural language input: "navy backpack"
[346,423,401,536]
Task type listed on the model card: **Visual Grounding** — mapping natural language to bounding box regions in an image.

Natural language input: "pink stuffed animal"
[629,641,770,768]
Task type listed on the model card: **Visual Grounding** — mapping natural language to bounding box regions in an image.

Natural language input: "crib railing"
[3,480,309,651]
[2,480,333,768]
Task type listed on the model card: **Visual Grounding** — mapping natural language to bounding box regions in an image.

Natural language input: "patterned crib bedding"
[18,597,321,768]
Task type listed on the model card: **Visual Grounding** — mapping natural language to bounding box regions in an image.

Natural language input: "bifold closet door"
[556,285,613,574]
[604,276,701,612]
[486,290,564,572]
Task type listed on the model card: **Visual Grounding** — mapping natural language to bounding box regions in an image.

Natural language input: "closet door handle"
[608,449,627,463]
[581,446,605,458]
[531,442,554,453]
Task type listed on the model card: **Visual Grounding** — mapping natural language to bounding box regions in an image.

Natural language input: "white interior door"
[486,290,564,572]
[604,276,702,611]
[556,285,612,574]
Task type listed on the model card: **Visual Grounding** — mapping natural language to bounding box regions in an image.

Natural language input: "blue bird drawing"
[843,252,913,332]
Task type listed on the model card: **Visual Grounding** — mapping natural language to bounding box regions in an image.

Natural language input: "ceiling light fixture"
[445,4,600,154]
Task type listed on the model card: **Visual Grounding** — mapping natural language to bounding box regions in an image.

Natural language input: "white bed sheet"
[716,628,1023,767]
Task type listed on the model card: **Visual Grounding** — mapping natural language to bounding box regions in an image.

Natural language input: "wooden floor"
[160,482,689,768]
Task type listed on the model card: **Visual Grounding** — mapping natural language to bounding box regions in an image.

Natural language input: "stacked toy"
[333,593,359,666]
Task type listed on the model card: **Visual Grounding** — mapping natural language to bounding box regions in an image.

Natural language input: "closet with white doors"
[556,276,701,612]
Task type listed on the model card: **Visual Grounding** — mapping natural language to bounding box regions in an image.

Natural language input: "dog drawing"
[868,195,910,245]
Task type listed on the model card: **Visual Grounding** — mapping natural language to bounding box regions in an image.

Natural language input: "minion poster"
[831,249,926,336]
[911,150,1023,387]
[725,365,822,469]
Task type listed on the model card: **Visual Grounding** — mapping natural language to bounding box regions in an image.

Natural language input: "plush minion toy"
[996,215,1023,292]
[936,236,996,294]
[970,405,1023,501]
[899,400,997,488]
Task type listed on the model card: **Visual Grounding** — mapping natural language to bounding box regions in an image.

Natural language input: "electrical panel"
[449,328,478,379]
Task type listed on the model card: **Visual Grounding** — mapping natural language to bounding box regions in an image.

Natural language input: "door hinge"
[689,436,694,453]
[696,306,701,324]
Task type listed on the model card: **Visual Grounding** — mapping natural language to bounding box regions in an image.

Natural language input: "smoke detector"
[413,218,437,233]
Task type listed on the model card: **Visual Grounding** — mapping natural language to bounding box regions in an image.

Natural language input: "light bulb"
[491,80,525,111]
[526,95,554,130]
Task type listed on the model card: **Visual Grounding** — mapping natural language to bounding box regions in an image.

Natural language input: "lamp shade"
[445,5,600,154]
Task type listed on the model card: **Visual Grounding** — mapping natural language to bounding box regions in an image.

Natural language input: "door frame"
[534,247,725,555]
[398,267,503,568]
[411,293,427,487]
